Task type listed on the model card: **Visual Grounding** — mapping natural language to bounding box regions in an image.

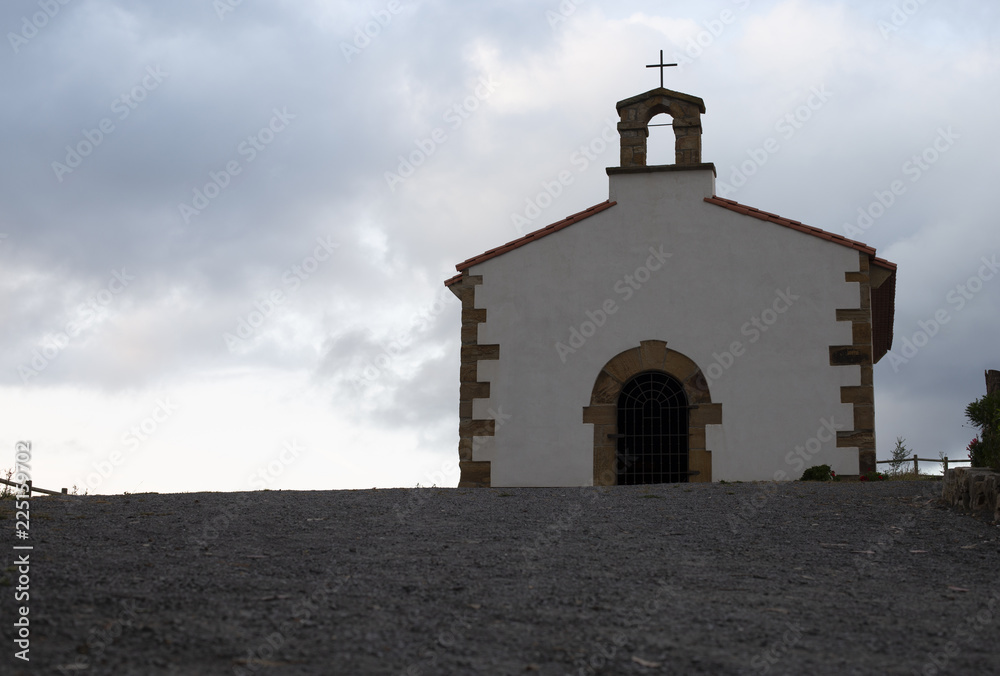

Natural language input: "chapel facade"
[445,86,896,488]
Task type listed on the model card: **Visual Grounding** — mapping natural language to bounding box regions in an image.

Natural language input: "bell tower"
[616,88,707,167]
[613,51,709,169]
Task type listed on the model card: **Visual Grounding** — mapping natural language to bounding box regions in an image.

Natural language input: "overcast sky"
[2,0,997,494]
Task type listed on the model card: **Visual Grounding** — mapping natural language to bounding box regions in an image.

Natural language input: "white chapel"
[445,83,896,488]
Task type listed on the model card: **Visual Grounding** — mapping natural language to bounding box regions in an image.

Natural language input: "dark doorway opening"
[616,370,689,484]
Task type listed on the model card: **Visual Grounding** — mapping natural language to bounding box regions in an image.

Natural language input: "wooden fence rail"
[875,454,972,474]
[0,477,69,496]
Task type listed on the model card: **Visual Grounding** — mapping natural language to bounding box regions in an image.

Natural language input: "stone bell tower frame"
[615,88,707,168]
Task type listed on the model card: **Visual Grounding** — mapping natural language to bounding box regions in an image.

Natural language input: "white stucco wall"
[469,167,863,486]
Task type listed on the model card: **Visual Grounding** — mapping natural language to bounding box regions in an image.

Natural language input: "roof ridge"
[446,196,897,287]
[451,200,617,274]
[703,196,894,262]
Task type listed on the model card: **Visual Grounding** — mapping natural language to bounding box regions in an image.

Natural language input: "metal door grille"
[616,371,689,484]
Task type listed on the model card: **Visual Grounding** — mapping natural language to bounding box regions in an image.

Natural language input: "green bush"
[965,392,1000,470]
[800,464,832,481]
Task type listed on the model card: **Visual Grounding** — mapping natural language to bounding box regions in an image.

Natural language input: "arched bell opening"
[646,112,674,166]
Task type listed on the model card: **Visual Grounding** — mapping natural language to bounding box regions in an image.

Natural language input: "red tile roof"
[445,201,617,284]
[444,193,896,361]
[872,255,896,271]
[704,196,897,270]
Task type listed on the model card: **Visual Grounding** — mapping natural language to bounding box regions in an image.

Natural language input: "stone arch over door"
[583,340,722,486]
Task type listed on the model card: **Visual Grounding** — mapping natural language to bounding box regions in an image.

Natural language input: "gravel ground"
[2,480,999,675]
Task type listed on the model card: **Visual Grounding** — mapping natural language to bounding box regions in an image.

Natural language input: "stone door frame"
[583,340,721,485]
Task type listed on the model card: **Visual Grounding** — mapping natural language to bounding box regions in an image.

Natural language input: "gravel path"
[2,481,998,675]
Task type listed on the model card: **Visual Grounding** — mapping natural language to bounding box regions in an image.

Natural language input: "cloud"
[1,0,997,491]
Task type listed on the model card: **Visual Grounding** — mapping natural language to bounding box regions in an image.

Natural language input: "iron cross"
[646,50,678,88]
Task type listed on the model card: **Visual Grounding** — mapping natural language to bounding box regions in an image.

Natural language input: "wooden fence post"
[913,454,919,475]
[943,457,949,475]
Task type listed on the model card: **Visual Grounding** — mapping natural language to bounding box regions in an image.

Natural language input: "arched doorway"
[583,340,721,486]
[617,370,689,484]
